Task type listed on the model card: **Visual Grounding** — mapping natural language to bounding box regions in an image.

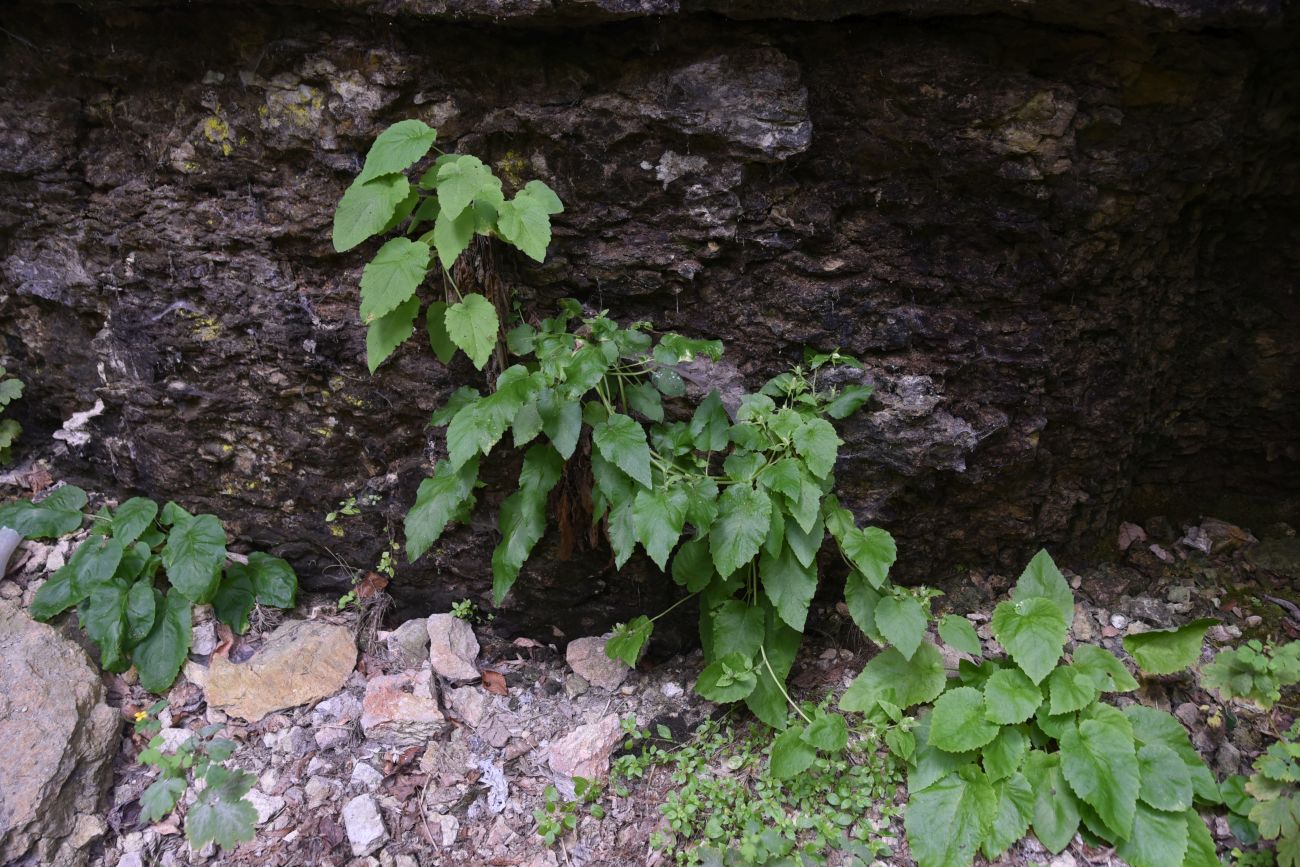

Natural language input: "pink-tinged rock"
[565,636,630,690]
[361,672,447,745]
[547,714,622,780]
[427,614,480,681]
[205,620,356,723]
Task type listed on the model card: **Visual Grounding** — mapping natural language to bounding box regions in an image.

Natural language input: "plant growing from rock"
[0,365,22,465]
[333,120,898,724]
[133,700,258,851]
[0,488,297,691]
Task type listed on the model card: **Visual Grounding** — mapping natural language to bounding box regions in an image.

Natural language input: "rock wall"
[1,0,1297,632]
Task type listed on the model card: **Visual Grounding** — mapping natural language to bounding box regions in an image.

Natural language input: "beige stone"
[205,620,356,722]
[565,635,630,690]
[547,714,622,780]
[426,613,479,680]
[360,672,447,745]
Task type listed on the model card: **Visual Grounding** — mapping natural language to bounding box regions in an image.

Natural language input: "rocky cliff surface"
[1,0,1296,632]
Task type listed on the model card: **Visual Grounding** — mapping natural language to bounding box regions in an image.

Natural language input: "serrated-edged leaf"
[1023,750,1081,854]
[491,444,563,604]
[844,571,884,643]
[434,154,496,220]
[163,515,226,603]
[1114,801,1189,867]
[359,212,430,292]
[1251,795,1300,840]
[125,579,157,646]
[1137,742,1193,812]
[930,687,1000,753]
[982,771,1035,859]
[1059,703,1139,839]
[770,725,817,779]
[830,520,896,589]
[497,192,553,262]
[709,484,772,578]
[136,590,192,693]
[432,202,476,271]
[592,413,652,489]
[1047,664,1098,715]
[357,119,436,183]
[512,400,543,447]
[689,390,730,452]
[111,497,158,545]
[1071,644,1139,693]
[745,602,802,729]
[1280,827,1300,867]
[535,388,581,460]
[332,174,411,252]
[671,536,714,593]
[696,651,758,703]
[607,498,636,569]
[366,295,420,372]
[905,766,997,867]
[632,487,687,570]
[1183,811,1219,867]
[425,300,457,364]
[908,711,977,792]
[758,542,817,633]
[758,458,802,502]
[803,711,849,752]
[0,376,23,406]
[983,668,1042,724]
[991,596,1067,684]
[940,615,983,656]
[1122,618,1217,675]
[213,567,255,634]
[444,292,499,370]
[792,417,840,479]
[1123,705,1220,805]
[876,594,927,660]
[983,725,1028,782]
[140,777,187,823]
[186,766,257,850]
[1011,549,1074,623]
[520,179,563,214]
[605,615,652,667]
[840,642,946,712]
[626,381,663,422]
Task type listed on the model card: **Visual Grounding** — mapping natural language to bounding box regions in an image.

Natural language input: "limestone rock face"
[0,601,119,867]
[205,620,356,722]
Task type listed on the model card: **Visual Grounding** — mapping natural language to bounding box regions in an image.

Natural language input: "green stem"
[760,645,813,724]
[650,590,702,623]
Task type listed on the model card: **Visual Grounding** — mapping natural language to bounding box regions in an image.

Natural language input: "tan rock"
[205,620,356,722]
[361,672,447,745]
[547,714,622,780]
[427,613,479,680]
[565,635,630,690]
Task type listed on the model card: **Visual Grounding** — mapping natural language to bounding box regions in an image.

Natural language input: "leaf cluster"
[1202,640,1300,710]
[841,550,1221,867]
[533,776,606,847]
[331,119,564,372]
[0,488,297,692]
[0,365,22,465]
[1222,722,1300,867]
[134,701,257,851]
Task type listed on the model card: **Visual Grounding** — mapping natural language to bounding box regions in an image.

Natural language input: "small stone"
[314,725,352,751]
[386,618,430,668]
[1244,615,1263,628]
[1215,741,1243,777]
[191,622,217,657]
[205,620,357,722]
[446,686,489,728]
[305,776,335,808]
[1049,852,1077,867]
[1166,585,1192,604]
[487,815,515,847]
[1118,522,1147,552]
[119,854,145,867]
[1174,703,1200,728]
[548,714,622,780]
[660,682,684,699]
[426,614,480,681]
[566,636,631,690]
[1208,624,1241,643]
[350,762,384,790]
[341,794,387,857]
[564,674,589,699]
[429,813,459,848]
[1213,816,1232,839]
[156,727,193,752]
[1071,607,1094,642]
[312,692,363,725]
[361,672,447,745]
[1109,613,1128,629]
[245,790,285,825]
[1149,543,1175,563]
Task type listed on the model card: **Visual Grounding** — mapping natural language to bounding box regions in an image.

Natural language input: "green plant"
[450,597,492,624]
[1203,640,1300,709]
[612,714,900,865]
[133,700,257,851]
[0,488,297,691]
[333,121,897,722]
[325,493,379,523]
[1221,722,1300,867]
[0,365,22,465]
[534,776,605,846]
[839,550,1221,867]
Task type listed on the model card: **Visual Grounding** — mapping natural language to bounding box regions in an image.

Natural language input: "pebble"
[245,789,285,825]
[1109,613,1128,629]
[350,762,385,790]
[342,794,388,857]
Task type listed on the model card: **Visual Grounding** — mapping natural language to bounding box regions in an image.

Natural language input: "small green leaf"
[1122,618,1218,675]
[825,384,874,419]
[241,552,297,609]
[423,301,456,364]
[689,390,730,452]
[990,596,1067,684]
[605,616,652,667]
[1137,742,1192,812]
[65,536,125,596]
[366,295,420,372]
[770,726,817,779]
[939,615,982,656]
[929,687,1000,753]
[136,591,193,693]
[983,668,1042,725]
[671,537,714,593]
[163,515,227,603]
[186,766,257,850]
[1023,750,1081,854]
[802,711,849,752]
[840,642,946,712]
[111,498,159,546]
[537,388,581,460]
[592,413,653,489]
[140,777,187,822]
[432,203,476,271]
[519,179,563,214]
[444,293,499,370]
[81,577,131,670]
[497,192,553,262]
[844,571,884,643]
[709,484,772,578]
[1114,801,1189,867]
[29,567,82,620]
[696,652,758,703]
[1071,644,1139,693]
[1047,664,1098,715]
[332,174,411,253]
[633,487,688,570]
[434,154,497,220]
[905,766,997,867]
[792,417,840,479]
[981,772,1035,859]
[1123,705,1220,805]
[744,602,803,729]
[982,725,1028,782]
[357,119,436,183]
[876,594,927,660]
[1182,811,1219,867]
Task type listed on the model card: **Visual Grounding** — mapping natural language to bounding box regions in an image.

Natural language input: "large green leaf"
[1123,705,1220,804]
[758,543,817,632]
[671,537,714,592]
[825,384,874,420]
[81,577,131,670]
[1182,811,1220,867]
[1071,644,1139,693]
[0,485,87,538]
[110,497,158,546]
[434,154,496,220]
[843,571,884,643]
[939,614,983,656]
[1137,742,1193,812]
[444,292,499,370]
[876,594,927,660]
[497,192,553,262]
[840,642,947,712]
[1122,618,1217,675]
[929,687,1000,753]
[792,417,840,479]
[1010,549,1074,622]
[1114,801,1189,867]
[136,590,193,693]
[1059,703,1139,839]
[332,174,411,252]
[125,579,157,646]
[982,725,1028,782]
[186,766,257,850]
[745,602,802,729]
[491,444,563,603]
[990,596,1067,684]
[213,567,255,634]
[242,552,297,609]
[357,119,436,183]
[633,486,688,570]
[708,484,772,578]
[359,237,429,323]
[905,766,997,867]
[29,567,82,620]
[981,772,1035,859]
[1047,664,1097,715]
[606,616,652,667]
[403,454,480,564]
[592,413,653,489]
[537,388,581,459]
[688,390,730,452]
[366,295,420,372]
[983,668,1042,724]
[837,527,896,589]
[770,725,818,780]
[432,204,476,271]
[425,301,457,364]
[1023,750,1081,853]
[696,651,758,703]
[65,536,126,596]
[163,514,226,603]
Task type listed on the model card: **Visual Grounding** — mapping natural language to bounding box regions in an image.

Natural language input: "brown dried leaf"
[481,670,508,696]
[356,571,389,600]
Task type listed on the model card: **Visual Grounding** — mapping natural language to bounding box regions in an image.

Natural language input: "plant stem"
[651,591,702,623]
[760,645,813,724]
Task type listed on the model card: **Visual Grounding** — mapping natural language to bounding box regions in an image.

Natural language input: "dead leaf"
[356,571,389,600]
[213,622,235,657]
[150,820,182,836]
[25,466,52,493]
[481,670,508,696]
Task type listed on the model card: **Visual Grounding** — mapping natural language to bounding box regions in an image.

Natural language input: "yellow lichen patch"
[497,150,528,188]
[179,309,221,342]
[202,112,235,157]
